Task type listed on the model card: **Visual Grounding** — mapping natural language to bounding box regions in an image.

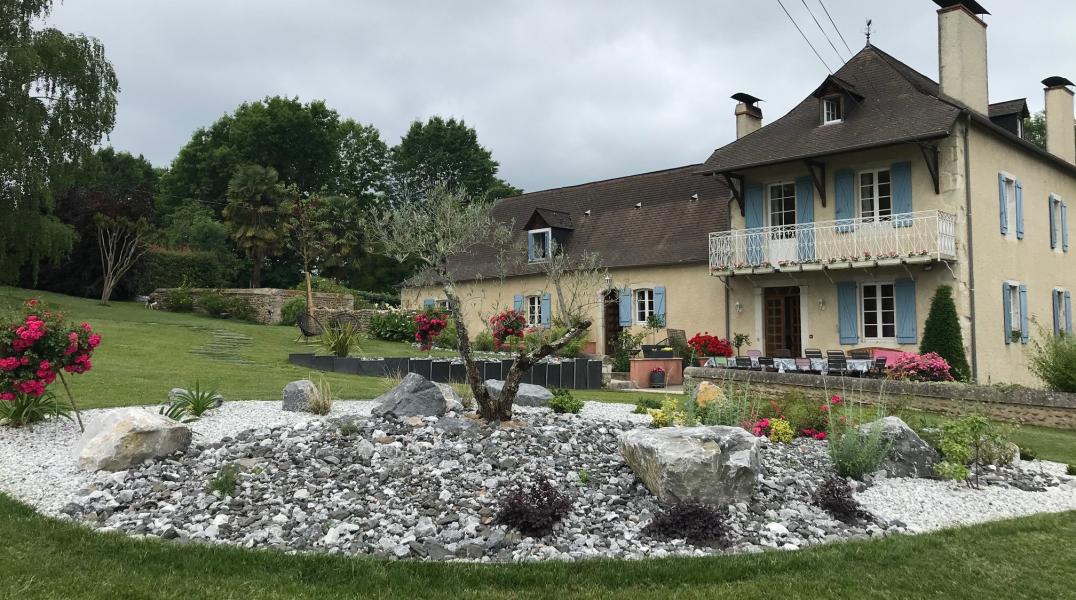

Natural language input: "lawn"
[0,493,1074,599]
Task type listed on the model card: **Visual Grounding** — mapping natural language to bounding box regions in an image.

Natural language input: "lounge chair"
[849,349,871,360]
[804,348,823,360]
[734,356,753,369]
[794,357,814,373]
[869,356,888,378]
[827,355,848,376]
[758,357,775,372]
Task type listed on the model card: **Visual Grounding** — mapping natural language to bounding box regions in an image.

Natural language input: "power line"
[800,0,846,63]
[817,0,854,56]
[776,0,832,73]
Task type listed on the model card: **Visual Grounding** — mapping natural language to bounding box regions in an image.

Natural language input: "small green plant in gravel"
[548,388,583,414]
[577,470,591,486]
[1067,464,1076,476]
[310,376,334,416]
[828,424,892,480]
[207,464,241,497]
[935,415,1012,488]
[632,396,662,414]
[0,391,71,427]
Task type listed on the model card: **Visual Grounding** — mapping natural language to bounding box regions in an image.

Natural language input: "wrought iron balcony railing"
[709,210,957,274]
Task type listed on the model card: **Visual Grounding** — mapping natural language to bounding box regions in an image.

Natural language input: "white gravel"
[857,460,1076,533]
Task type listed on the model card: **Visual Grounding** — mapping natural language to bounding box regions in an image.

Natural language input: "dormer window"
[822,96,842,125]
[528,228,551,262]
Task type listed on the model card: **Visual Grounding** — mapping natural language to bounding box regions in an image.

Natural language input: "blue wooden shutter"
[795,176,815,261]
[744,183,764,266]
[1049,196,1058,249]
[998,173,1008,236]
[1015,181,1025,239]
[1002,283,1012,344]
[423,298,435,308]
[894,278,917,344]
[835,169,855,233]
[1019,284,1029,344]
[513,294,523,312]
[541,293,551,326]
[1066,291,1073,334]
[1063,202,1070,252]
[890,162,913,227]
[654,286,666,324]
[618,288,632,326]
[837,281,859,344]
[1053,290,1062,335]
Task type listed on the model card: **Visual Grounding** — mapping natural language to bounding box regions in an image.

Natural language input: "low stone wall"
[683,367,1076,430]
[151,288,353,325]
[317,308,418,332]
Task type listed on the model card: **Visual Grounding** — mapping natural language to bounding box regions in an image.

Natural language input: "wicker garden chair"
[295,311,324,341]
[327,312,362,332]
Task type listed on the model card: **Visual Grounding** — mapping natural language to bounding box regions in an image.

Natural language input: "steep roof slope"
[448,165,730,281]
[699,45,962,174]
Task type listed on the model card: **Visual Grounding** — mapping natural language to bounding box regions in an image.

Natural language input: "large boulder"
[692,380,726,408]
[78,409,192,471]
[373,373,459,418]
[859,416,940,478]
[282,380,319,412]
[618,426,760,505]
[484,379,553,407]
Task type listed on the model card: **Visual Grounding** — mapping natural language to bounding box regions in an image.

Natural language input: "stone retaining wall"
[151,288,353,325]
[683,366,1076,430]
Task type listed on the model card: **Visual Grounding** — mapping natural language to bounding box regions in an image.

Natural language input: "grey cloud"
[51,0,1076,192]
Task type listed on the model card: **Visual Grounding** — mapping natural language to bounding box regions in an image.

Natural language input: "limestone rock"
[282,380,319,412]
[618,425,760,505]
[78,409,192,472]
[692,381,726,408]
[859,416,940,478]
[484,379,553,407]
[373,373,456,418]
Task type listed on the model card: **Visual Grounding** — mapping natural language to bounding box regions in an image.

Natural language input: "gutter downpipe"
[963,111,979,382]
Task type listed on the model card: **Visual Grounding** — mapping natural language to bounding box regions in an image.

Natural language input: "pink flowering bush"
[489,309,527,350]
[414,309,448,351]
[0,299,99,425]
[888,352,954,382]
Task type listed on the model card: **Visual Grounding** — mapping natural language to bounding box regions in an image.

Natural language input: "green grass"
[0,287,451,408]
[1,494,1075,599]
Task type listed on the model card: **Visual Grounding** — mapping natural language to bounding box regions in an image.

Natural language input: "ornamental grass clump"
[0,299,100,429]
[828,424,892,480]
[317,322,362,357]
[309,376,334,416]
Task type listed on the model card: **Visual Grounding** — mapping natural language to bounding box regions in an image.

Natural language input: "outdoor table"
[767,357,871,374]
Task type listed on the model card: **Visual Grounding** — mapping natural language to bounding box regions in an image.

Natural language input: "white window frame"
[434,299,449,309]
[1000,172,1017,238]
[1051,195,1064,250]
[860,282,896,341]
[821,96,842,125]
[766,182,797,235]
[528,228,551,263]
[857,168,892,222]
[1007,282,1022,338]
[635,288,654,325]
[525,294,543,326]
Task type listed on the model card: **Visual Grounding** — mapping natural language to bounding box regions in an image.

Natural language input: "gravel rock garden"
[0,372,1072,563]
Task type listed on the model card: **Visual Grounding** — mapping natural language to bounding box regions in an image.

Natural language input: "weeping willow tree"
[0,0,119,284]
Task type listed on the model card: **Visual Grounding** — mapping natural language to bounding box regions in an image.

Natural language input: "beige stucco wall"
[966,124,1076,385]
[402,262,727,354]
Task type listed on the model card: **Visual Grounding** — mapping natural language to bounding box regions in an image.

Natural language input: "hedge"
[134,247,235,294]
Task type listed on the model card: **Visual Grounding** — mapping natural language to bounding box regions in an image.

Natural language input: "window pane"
[878,170,890,184]
[882,324,896,337]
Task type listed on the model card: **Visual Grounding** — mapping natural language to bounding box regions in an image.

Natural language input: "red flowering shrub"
[489,309,527,350]
[0,299,100,403]
[414,309,448,351]
[888,352,954,382]
[687,332,733,358]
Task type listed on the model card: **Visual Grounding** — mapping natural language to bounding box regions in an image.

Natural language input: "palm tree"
[223,165,293,287]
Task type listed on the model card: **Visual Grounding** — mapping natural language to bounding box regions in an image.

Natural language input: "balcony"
[709,210,957,275]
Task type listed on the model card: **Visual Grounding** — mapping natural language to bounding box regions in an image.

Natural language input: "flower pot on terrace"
[649,370,666,388]
[642,345,675,358]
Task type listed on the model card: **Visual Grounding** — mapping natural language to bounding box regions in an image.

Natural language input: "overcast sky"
[48,0,1076,193]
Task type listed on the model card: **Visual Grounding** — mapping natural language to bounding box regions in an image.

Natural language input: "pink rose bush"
[414,310,448,351]
[888,352,954,382]
[0,299,100,403]
[489,309,527,351]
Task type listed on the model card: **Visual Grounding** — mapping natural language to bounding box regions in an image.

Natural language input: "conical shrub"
[920,285,970,381]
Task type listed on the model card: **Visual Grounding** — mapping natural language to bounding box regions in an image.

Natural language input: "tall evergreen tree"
[1,0,119,283]
[920,285,971,382]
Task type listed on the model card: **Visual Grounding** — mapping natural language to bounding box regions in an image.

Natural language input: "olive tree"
[371,184,591,421]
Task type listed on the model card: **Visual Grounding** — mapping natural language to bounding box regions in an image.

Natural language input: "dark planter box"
[356,359,386,377]
[333,357,361,374]
[559,361,575,389]
[431,360,451,383]
[384,357,409,378]
[483,360,502,381]
[409,359,432,380]
[310,355,336,371]
[530,363,546,387]
[500,359,515,382]
[649,370,667,388]
[575,358,590,389]
[588,360,602,389]
[642,345,675,358]
[288,353,315,368]
[449,362,467,383]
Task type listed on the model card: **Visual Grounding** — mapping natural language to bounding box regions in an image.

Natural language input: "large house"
[405,0,1076,386]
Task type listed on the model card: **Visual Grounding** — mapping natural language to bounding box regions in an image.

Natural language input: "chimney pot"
[732,93,763,139]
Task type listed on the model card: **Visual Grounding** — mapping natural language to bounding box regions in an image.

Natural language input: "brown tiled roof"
[526,208,575,230]
[448,165,730,281]
[698,45,962,174]
[989,98,1029,119]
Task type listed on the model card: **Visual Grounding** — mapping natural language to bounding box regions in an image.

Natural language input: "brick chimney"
[1043,76,1076,165]
[935,0,990,115]
[732,93,763,139]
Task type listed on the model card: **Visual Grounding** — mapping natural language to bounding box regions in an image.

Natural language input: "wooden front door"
[603,289,622,356]
[763,287,802,357]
